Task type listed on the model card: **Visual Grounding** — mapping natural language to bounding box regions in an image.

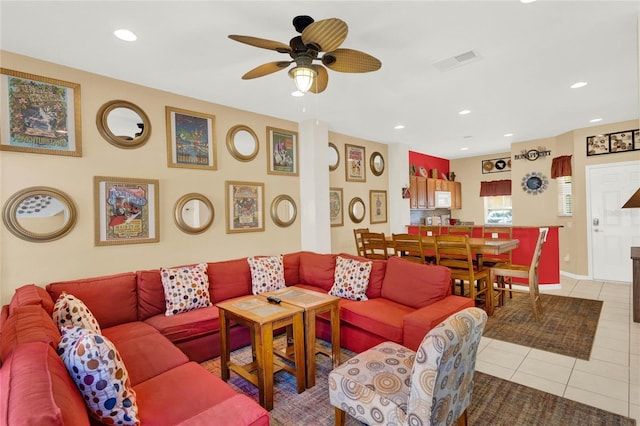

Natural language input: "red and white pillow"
[247,255,286,294]
[160,263,212,316]
[329,256,372,301]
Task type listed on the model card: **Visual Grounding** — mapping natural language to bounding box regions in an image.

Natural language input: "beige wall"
[451,119,639,277]
[0,52,386,304]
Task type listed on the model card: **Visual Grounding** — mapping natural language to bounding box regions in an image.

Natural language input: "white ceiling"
[2,1,638,159]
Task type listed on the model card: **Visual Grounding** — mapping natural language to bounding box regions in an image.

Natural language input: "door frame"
[586,159,640,282]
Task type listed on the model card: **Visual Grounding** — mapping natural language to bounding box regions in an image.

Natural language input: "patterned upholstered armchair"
[328,307,487,426]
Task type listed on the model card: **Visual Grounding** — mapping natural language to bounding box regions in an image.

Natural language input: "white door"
[588,161,640,282]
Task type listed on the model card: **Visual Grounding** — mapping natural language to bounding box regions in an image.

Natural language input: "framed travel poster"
[1,68,82,156]
[345,144,366,182]
[226,180,265,233]
[370,190,387,224]
[329,187,343,227]
[267,126,298,176]
[166,106,217,170]
[94,176,159,246]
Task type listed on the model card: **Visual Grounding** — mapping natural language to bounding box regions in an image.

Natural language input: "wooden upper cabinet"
[409,175,418,209]
[426,178,436,209]
[410,175,462,210]
[452,181,462,209]
[417,177,427,209]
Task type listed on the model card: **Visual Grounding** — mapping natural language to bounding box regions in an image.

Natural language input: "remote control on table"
[266,296,281,304]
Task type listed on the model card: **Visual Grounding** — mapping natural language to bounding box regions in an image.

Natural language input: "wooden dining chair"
[447,225,474,236]
[489,228,548,321]
[435,234,491,312]
[361,232,389,260]
[417,226,441,264]
[391,233,425,264]
[353,228,369,257]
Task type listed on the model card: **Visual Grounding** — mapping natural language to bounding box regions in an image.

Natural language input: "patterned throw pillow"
[160,263,212,316]
[52,292,101,334]
[57,326,91,360]
[60,331,139,425]
[329,256,373,301]
[247,255,286,295]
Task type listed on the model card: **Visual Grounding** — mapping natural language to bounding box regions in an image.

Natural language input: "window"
[484,196,512,224]
[557,176,572,216]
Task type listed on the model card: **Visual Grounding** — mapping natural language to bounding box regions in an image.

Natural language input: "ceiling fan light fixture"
[289,66,317,93]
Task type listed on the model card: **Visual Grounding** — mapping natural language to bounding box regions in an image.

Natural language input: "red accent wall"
[409,151,449,178]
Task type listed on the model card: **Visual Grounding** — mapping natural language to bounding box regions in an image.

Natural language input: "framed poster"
[586,134,610,156]
[345,144,366,182]
[166,106,216,170]
[369,190,387,224]
[329,187,343,227]
[225,180,265,233]
[94,176,159,246]
[609,130,633,153]
[1,68,82,156]
[267,126,298,176]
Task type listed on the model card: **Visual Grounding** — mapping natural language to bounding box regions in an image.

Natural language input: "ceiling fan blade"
[322,48,382,73]
[309,65,328,94]
[242,61,292,80]
[228,35,291,53]
[301,18,348,52]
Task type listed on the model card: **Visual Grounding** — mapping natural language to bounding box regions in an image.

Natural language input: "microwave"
[435,191,452,208]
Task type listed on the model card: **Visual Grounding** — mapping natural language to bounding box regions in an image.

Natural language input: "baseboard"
[560,270,591,280]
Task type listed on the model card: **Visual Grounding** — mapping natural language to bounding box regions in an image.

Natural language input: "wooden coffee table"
[260,287,341,388]
[217,295,305,411]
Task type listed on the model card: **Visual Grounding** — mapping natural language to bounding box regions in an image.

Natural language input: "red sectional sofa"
[0,251,473,425]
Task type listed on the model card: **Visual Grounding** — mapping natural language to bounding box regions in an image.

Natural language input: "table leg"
[219,309,230,381]
[304,310,317,388]
[256,322,274,411]
[330,303,341,369]
[292,312,306,394]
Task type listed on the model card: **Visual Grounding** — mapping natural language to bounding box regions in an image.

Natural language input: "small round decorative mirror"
[2,187,77,242]
[96,100,151,148]
[270,194,297,227]
[328,142,340,171]
[370,152,385,176]
[348,197,366,223]
[226,125,259,162]
[173,193,214,234]
[521,172,549,195]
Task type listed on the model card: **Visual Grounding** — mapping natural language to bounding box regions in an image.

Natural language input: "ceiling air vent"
[433,50,481,72]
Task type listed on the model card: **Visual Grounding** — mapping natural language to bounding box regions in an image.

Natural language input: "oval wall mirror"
[348,197,366,223]
[328,142,340,171]
[270,194,297,228]
[370,152,385,176]
[226,125,259,162]
[174,193,214,234]
[96,100,151,148]
[2,187,77,242]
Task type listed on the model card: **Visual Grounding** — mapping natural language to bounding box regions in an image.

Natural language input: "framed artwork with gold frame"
[345,144,366,182]
[369,190,387,224]
[166,106,217,170]
[267,126,298,176]
[225,180,265,233]
[329,187,343,227]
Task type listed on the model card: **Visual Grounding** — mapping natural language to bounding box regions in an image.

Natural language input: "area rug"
[483,292,603,360]
[201,340,634,426]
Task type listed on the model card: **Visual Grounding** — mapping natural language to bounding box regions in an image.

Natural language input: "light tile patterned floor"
[476,276,640,422]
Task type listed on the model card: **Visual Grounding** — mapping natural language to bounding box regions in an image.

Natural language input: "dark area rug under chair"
[201,337,634,426]
[483,292,603,360]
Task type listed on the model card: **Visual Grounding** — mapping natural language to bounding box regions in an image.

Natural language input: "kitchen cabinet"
[409,176,417,209]
[449,181,462,209]
[417,177,427,209]
[411,176,462,210]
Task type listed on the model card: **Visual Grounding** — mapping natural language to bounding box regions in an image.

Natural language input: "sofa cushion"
[52,293,101,334]
[337,253,386,299]
[248,255,286,294]
[381,256,452,309]
[283,252,301,285]
[133,362,269,426]
[298,251,337,292]
[161,263,212,316]
[9,284,55,316]
[0,305,61,362]
[0,341,90,426]
[329,256,372,301]
[102,322,189,386]
[61,332,139,425]
[207,258,252,303]
[144,305,219,344]
[339,298,413,343]
[136,269,166,321]
[47,272,138,328]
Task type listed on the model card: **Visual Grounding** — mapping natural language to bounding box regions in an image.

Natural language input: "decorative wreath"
[521,171,549,195]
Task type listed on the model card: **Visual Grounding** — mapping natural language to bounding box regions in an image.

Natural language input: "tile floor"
[476,276,640,422]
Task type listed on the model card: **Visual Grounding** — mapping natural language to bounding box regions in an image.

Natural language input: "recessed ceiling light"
[463,135,472,139]
[570,81,588,89]
[504,133,514,137]
[460,147,469,151]
[458,109,471,115]
[589,118,602,123]
[394,124,405,130]
[291,91,304,97]
[520,0,537,3]
[114,29,137,42]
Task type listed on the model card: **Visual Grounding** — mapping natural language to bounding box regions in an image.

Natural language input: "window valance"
[551,155,572,178]
[480,180,512,197]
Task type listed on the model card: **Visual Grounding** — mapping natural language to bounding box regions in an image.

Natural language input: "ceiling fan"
[228,15,381,94]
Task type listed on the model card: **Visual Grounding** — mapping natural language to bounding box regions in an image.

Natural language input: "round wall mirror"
[226,125,259,162]
[370,152,385,176]
[174,193,214,234]
[96,100,151,148]
[2,187,77,242]
[328,142,340,171]
[270,194,297,227]
[348,197,366,223]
